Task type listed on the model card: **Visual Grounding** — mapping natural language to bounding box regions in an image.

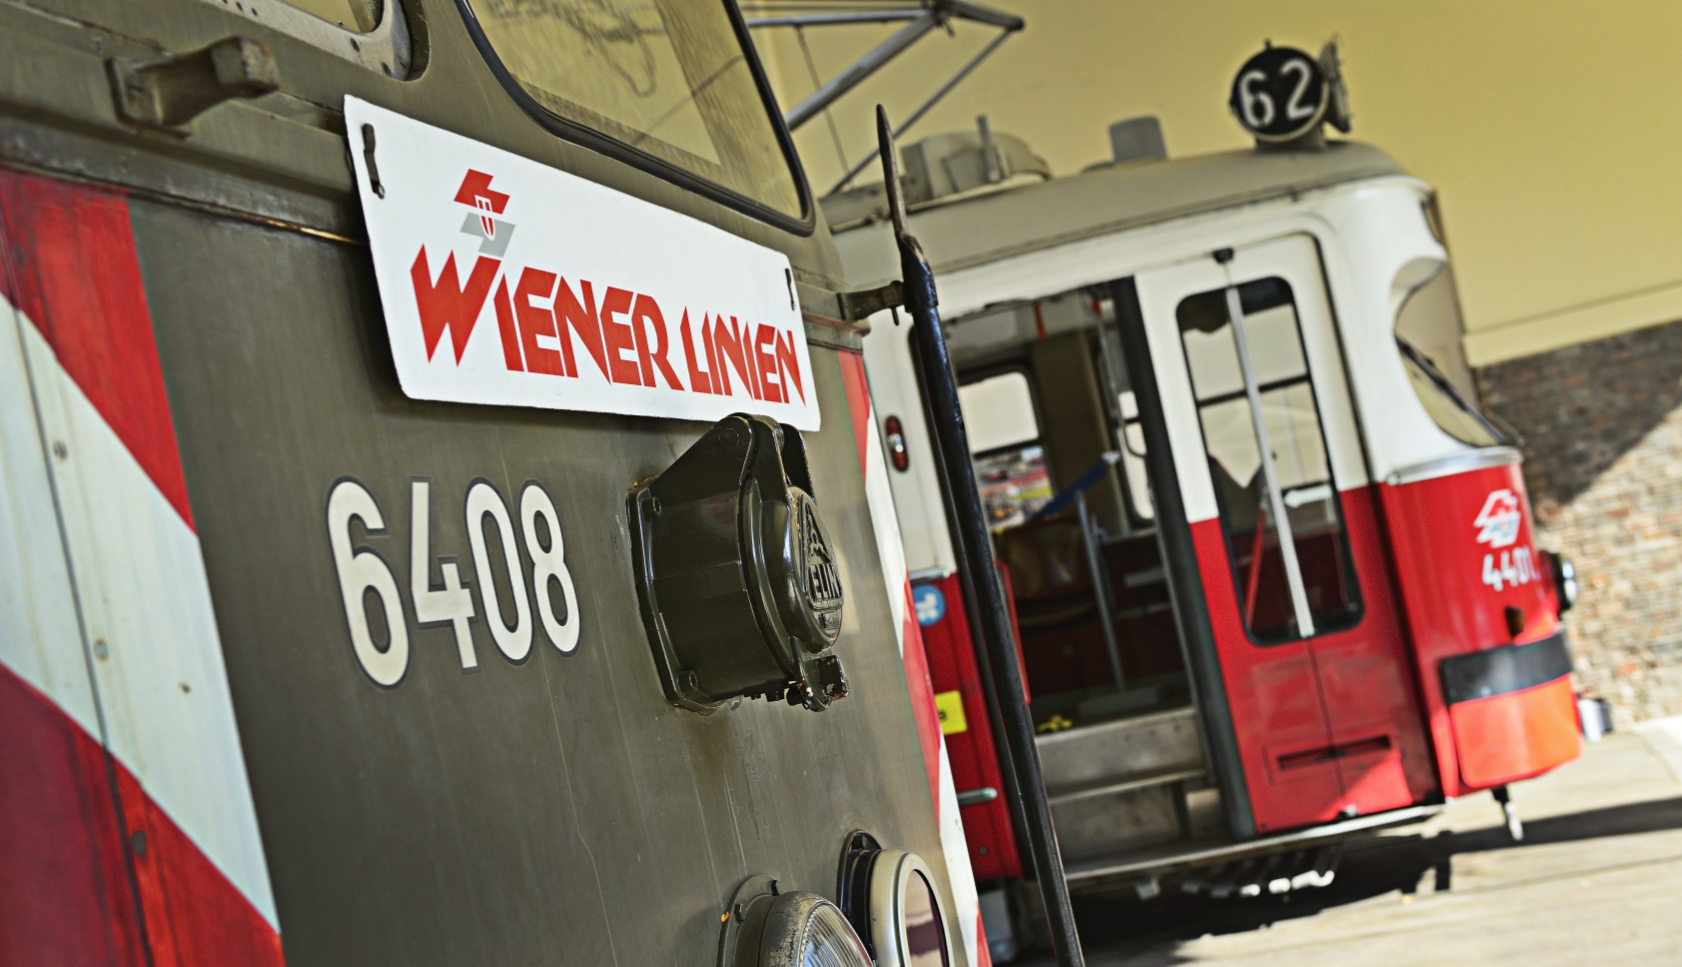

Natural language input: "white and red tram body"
[834,136,1580,890]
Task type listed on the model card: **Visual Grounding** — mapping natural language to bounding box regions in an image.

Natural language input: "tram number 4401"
[326,476,580,688]
[1482,547,1537,593]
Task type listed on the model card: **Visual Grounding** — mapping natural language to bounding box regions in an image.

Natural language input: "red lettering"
[753,324,783,403]
[775,329,804,404]
[679,310,712,394]
[410,249,499,363]
[736,316,763,399]
[712,315,758,400]
[631,295,685,390]
[515,268,565,377]
[492,277,524,371]
[600,287,642,385]
[555,278,606,379]
[704,314,724,395]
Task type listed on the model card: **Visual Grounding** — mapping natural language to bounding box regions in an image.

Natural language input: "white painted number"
[1282,58,1317,120]
[520,481,581,655]
[410,478,478,670]
[466,480,533,663]
[327,479,410,687]
[327,475,584,688]
[1481,547,1537,592]
[1237,69,1275,129]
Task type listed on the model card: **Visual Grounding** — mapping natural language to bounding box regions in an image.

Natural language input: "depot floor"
[1030,717,1682,966]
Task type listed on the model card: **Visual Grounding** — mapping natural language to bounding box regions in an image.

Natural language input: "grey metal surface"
[832,141,1406,286]
[131,196,948,966]
[1062,804,1444,887]
[0,0,964,962]
[1051,782,1183,864]
[784,11,940,131]
[1036,707,1205,799]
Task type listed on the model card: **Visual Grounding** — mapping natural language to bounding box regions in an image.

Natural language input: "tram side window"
[284,0,378,31]
[1177,279,1362,644]
[463,0,804,219]
[958,372,1054,531]
[1394,264,1516,448]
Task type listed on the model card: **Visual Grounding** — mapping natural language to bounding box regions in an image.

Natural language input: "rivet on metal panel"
[93,639,109,660]
[130,830,147,857]
[52,441,68,459]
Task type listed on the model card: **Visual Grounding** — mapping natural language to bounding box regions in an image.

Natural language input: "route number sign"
[1229,45,1327,142]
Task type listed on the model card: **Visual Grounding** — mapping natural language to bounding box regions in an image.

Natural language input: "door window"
[959,371,1053,530]
[1177,278,1361,643]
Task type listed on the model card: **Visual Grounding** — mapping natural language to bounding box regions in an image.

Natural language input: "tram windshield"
[463,0,804,218]
[1394,263,1516,448]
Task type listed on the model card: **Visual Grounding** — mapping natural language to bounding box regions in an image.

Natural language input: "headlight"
[838,833,952,967]
[723,876,871,967]
[1545,550,1579,614]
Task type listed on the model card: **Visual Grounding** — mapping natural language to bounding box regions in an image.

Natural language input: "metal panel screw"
[93,639,109,659]
[130,830,147,857]
[53,441,68,459]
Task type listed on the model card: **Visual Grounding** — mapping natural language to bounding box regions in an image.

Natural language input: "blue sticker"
[913,584,946,627]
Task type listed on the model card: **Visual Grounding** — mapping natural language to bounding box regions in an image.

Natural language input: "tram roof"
[829,140,1407,289]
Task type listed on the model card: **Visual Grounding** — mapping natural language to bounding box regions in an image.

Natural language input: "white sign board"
[345,97,820,430]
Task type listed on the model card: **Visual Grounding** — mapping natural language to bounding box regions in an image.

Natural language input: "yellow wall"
[754,1,1682,365]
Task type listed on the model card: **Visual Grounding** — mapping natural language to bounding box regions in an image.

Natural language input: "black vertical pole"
[1108,277,1254,841]
[875,106,1085,967]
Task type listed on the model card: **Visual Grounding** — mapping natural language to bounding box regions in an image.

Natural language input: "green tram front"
[0,2,977,965]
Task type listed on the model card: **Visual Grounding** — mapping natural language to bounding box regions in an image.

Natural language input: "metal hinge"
[836,280,904,323]
[109,37,280,130]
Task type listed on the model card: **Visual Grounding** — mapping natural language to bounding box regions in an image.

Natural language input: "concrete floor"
[1043,718,1682,966]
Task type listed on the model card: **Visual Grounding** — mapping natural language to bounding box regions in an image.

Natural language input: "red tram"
[832,44,1584,957]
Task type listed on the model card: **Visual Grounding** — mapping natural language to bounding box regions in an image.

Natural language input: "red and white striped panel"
[0,172,281,965]
[838,352,986,967]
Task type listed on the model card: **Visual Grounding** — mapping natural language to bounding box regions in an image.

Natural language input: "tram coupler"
[1492,785,1524,841]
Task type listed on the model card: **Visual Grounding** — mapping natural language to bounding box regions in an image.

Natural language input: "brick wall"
[1476,319,1682,729]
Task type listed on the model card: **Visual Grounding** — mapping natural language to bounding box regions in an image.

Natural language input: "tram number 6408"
[1481,547,1536,593]
[326,476,580,688]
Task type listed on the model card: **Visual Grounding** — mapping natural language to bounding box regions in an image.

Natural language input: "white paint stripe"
[14,310,278,928]
[858,388,981,967]
[0,302,100,737]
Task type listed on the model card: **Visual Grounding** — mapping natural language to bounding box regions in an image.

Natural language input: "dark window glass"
[1177,278,1362,643]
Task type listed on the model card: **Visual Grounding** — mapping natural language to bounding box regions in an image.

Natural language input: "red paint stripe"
[902,582,945,815]
[0,170,194,528]
[115,760,285,967]
[836,349,873,472]
[0,662,283,966]
[0,663,148,966]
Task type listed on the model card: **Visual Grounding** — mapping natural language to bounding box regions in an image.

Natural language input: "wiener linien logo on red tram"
[406,169,807,407]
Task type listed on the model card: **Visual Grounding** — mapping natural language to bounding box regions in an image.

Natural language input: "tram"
[0,2,982,966]
[832,43,1585,957]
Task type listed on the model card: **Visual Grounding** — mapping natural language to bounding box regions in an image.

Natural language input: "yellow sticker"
[934,690,968,735]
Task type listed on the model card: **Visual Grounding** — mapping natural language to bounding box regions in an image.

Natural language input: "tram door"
[1133,235,1436,834]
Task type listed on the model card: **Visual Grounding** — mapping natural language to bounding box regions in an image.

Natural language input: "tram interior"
[955,289,1180,721]
[955,286,1220,867]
